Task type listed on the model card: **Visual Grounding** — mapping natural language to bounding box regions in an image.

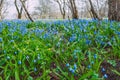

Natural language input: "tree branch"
[19,0,34,22]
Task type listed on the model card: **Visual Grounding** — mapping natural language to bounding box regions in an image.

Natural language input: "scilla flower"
[66,63,70,67]
[6,56,10,60]
[103,74,108,78]
[94,54,97,59]
[18,60,22,65]
[33,59,37,63]
[34,67,37,72]
[101,68,106,72]
[0,38,2,42]
[73,64,77,70]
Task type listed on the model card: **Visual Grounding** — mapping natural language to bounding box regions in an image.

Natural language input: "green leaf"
[112,69,120,76]
[15,64,20,80]
[0,59,5,66]
[0,77,2,80]
[79,70,94,80]
[15,70,20,80]
[27,76,33,80]
[107,60,116,67]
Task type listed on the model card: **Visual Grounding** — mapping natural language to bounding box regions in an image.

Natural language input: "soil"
[100,60,120,80]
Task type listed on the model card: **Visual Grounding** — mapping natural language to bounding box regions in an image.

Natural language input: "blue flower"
[115,31,120,35]
[100,41,105,46]
[88,65,91,69]
[38,56,40,60]
[53,30,58,35]
[56,42,60,47]
[73,49,81,54]
[69,67,72,71]
[84,35,88,39]
[111,37,115,41]
[71,69,75,73]
[102,68,106,72]
[6,56,10,60]
[71,25,74,30]
[69,34,76,42]
[14,51,17,55]
[37,54,40,60]
[69,67,75,73]
[4,50,6,54]
[35,28,44,36]
[26,56,29,59]
[73,64,77,70]
[34,67,37,72]
[107,42,112,46]
[69,37,75,42]
[19,26,28,35]
[103,74,108,78]
[86,40,91,45]
[94,54,97,59]
[33,59,37,63]
[94,31,97,34]
[10,40,14,43]
[74,56,77,59]
[43,33,49,39]
[66,63,70,67]
[18,60,22,65]
[0,37,2,42]
[13,36,19,39]
[91,61,94,64]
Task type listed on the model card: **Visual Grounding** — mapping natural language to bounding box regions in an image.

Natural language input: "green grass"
[0,19,120,80]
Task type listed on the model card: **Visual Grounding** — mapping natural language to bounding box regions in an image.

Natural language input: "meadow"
[0,19,120,80]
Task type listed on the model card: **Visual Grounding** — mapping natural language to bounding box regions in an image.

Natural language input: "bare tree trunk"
[68,0,79,19]
[14,0,23,19]
[72,0,78,19]
[18,7,23,19]
[54,0,66,19]
[116,0,120,21]
[108,0,120,21]
[108,0,117,21]
[19,0,34,22]
[62,1,66,19]
[88,0,101,20]
[0,0,4,19]
[0,0,4,8]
